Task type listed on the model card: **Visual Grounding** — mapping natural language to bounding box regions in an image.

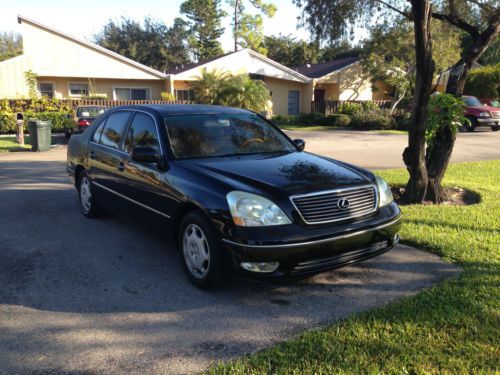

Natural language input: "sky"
[0,0,312,52]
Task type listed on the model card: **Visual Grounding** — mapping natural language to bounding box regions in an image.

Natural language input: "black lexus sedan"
[67,105,402,289]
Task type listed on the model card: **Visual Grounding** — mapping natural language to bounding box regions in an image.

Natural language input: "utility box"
[28,119,52,152]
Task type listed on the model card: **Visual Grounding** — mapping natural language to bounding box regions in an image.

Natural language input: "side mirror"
[131,147,159,164]
[293,138,305,151]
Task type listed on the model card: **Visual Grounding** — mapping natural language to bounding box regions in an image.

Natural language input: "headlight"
[375,175,393,207]
[226,191,291,226]
[479,111,491,117]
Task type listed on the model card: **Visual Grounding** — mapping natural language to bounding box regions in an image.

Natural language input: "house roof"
[165,51,238,74]
[295,57,359,78]
[168,48,311,83]
[17,15,167,79]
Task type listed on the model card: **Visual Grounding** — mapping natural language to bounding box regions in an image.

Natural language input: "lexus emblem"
[337,198,350,210]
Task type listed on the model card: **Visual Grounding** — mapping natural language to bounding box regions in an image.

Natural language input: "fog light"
[240,261,279,273]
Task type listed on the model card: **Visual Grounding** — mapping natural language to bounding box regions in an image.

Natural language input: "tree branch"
[431,11,480,38]
[375,0,413,20]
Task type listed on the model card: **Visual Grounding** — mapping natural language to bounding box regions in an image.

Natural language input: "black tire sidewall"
[178,211,224,289]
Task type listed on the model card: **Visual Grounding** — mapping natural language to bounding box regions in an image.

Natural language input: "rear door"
[114,111,172,220]
[88,110,132,193]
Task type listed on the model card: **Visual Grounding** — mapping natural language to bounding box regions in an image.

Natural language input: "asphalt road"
[0,144,463,374]
[285,128,500,169]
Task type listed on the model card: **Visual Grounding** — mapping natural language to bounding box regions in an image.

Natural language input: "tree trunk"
[427,11,500,202]
[425,125,456,203]
[390,89,407,115]
[234,0,239,52]
[402,0,434,204]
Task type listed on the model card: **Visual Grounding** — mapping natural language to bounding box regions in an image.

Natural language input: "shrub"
[361,101,381,111]
[393,111,412,130]
[316,114,351,127]
[0,100,16,133]
[464,63,500,99]
[337,102,363,116]
[272,115,298,124]
[161,92,176,101]
[297,112,325,125]
[351,110,396,130]
[25,111,73,132]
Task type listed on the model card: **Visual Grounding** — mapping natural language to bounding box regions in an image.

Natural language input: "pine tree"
[180,0,226,61]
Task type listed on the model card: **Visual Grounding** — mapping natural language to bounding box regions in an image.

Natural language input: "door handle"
[89,151,96,160]
[117,161,125,172]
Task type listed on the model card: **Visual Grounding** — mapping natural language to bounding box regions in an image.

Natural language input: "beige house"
[0,15,393,115]
[0,16,169,101]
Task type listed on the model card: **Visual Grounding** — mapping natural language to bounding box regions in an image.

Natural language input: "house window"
[69,83,89,97]
[39,82,54,98]
[175,89,194,101]
[114,88,150,100]
[288,90,300,115]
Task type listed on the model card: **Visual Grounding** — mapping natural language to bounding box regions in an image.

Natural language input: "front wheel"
[465,117,477,132]
[491,125,499,132]
[77,171,104,218]
[179,211,225,289]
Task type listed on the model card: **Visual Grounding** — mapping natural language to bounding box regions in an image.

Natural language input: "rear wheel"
[77,170,104,218]
[178,211,225,289]
[491,125,499,132]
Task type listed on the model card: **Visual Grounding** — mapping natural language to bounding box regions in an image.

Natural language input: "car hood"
[180,151,371,196]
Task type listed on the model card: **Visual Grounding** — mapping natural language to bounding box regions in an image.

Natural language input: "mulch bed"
[391,186,481,206]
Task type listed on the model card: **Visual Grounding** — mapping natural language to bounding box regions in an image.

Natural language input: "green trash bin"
[28,119,52,152]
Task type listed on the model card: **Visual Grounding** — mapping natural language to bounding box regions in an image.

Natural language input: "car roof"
[107,104,252,116]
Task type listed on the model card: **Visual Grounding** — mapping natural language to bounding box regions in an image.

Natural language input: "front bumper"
[477,118,500,126]
[222,203,402,279]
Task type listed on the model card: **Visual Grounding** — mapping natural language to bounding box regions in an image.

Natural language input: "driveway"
[285,128,500,169]
[0,148,461,374]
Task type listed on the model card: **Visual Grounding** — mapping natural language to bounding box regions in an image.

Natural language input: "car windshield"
[462,96,483,107]
[164,113,296,159]
[77,107,108,118]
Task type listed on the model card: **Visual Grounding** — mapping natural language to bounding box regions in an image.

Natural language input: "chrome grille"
[290,185,377,224]
[492,111,500,119]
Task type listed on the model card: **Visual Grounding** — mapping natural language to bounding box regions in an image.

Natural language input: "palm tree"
[189,68,228,105]
[219,74,271,112]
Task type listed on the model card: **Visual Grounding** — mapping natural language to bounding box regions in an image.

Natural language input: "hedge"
[464,63,500,99]
[272,113,351,127]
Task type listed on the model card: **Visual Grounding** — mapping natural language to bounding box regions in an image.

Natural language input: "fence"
[311,100,392,114]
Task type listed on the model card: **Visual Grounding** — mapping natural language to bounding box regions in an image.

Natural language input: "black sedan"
[67,105,402,289]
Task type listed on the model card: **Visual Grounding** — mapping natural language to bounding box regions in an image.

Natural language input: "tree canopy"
[0,32,22,62]
[180,0,226,60]
[229,0,277,52]
[263,35,320,66]
[361,19,461,110]
[94,17,191,71]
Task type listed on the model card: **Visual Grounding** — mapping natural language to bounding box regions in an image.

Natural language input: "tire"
[465,116,477,132]
[178,210,225,289]
[491,125,499,132]
[65,128,73,139]
[77,170,104,218]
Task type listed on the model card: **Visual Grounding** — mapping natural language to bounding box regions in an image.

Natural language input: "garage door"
[288,90,300,115]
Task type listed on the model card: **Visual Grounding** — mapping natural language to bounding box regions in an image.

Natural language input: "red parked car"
[462,96,500,132]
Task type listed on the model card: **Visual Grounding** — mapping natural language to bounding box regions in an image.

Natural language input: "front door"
[88,111,132,193]
[114,111,172,222]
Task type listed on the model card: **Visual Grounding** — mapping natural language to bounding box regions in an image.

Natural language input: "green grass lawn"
[276,124,408,134]
[210,160,500,374]
[0,136,31,152]
[277,124,341,131]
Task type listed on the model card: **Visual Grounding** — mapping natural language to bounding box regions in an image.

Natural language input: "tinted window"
[125,113,160,154]
[164,114,296,159]
[92,120,106,143]
[99,112,131,149]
